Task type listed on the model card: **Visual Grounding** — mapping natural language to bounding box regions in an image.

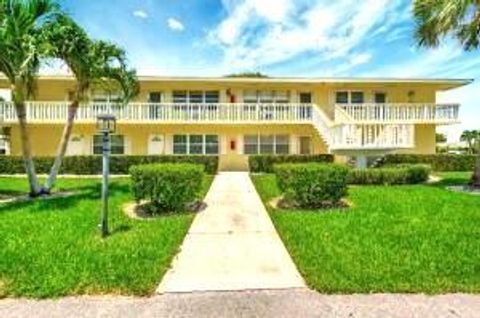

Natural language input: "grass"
[252,171,480,294]
[0,175,213,298]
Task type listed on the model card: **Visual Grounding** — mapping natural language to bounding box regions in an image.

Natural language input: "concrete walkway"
[2,291,479,318]
[157,172,305,293]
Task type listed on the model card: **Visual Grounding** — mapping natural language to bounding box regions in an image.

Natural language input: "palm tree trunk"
[472,154,480,188]
[44,101,79,193]
[14,101,41,196]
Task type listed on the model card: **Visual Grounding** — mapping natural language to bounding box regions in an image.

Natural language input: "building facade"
[0,76,470,170]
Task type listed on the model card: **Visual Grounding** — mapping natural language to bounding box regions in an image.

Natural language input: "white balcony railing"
[0,102,313,123]
[335,103,459,124]
[0,101,460,152]
[330,124,415,150]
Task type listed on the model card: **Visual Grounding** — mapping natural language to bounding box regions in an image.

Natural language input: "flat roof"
[0,74,473,90]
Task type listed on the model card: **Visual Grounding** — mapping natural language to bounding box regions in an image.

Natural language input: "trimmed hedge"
[0,155,218,175]
[130,163,204,212]
[382,154,476,171]
[348,164,431,185]
[249,154,334,173]
[274,163,350,208]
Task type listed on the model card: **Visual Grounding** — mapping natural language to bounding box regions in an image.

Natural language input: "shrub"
[382,154,475,171]
[274,163,350,208]
[348,164,431,185]
[130,163,204,212]
[249,154,334,173]
[0,155,218,175]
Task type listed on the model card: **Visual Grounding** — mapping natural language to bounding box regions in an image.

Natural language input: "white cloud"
[349,52,372,66]
[133,10,148,19]
[167,18,185,32]
[208,0,405,71]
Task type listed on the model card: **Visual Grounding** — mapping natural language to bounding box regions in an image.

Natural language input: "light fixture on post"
[96,114,116,237]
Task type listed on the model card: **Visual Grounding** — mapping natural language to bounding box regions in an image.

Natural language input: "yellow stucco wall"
[399,124,436,154]
[8,124,327,170]
[1,77,456,169]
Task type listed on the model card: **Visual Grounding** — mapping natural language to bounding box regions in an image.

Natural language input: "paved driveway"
[157,172,305,293]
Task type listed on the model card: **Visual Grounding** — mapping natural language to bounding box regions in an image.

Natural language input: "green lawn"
[252,172,480,294]
[0,175,213,298]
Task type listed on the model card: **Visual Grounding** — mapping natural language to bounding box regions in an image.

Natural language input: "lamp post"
[96,114,116,237]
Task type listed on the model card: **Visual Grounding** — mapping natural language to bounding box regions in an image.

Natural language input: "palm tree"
[0,0,60,196]
[460,130,479,154]
[414,0,480,187]
[41,16,139,193]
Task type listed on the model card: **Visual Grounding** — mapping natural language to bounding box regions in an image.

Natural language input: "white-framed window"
[148,92,162,103]
[173,135,188,154]
[244,135,259,155]
[242,90,290,103]
[172,91,219,103]
[205,135,219,154]
[93,135,125,155]
[243,135,290,155]
[374,92,387,103]
[189,135,204,154]
[335,91,364,104]
[92,92,122,103]
[275,135,290,154]
[299,92,312,103]
[260,135,275,154]
[173,134,219,155]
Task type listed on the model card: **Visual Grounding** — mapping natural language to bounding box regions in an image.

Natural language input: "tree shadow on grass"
[0,182,132,214]
[428,176,471,188]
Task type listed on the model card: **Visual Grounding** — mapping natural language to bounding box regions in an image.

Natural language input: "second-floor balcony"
[0,102,313,124]
[0,101,460,125]
[335,103,460,124]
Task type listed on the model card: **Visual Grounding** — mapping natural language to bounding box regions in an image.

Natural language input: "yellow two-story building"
[0,75,471,170]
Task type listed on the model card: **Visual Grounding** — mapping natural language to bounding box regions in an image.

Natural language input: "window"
[374,92,386,103]
[93,135,125,155]
[92,92,122,103]
[275,135,289,154]
[205,135,219,154]
[242,90,290,103]
[259,91,274,103]
[243,135,290,155]
[173,91,188,103]
[189,135,204,154]
[173,90,219,104]
[351,92,364,103]
[244,135,259,154]
[189,91,203,104]
[299,92,312,103]
[243,90,258,103]
[275,91,289,103]
[173,134,219,155]
[173,135,188,154]
[148,92,162,103]
[335,91,349,104]
[205,91,219,103]
[335,91,364,104]
[260,135,274,154]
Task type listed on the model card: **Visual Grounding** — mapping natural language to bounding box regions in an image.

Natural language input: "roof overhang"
[0,73,473,91]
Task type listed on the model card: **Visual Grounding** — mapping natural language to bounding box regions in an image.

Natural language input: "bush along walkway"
[156,172,306,293]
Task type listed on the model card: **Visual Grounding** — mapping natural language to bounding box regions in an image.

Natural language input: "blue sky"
[53,0,479,140]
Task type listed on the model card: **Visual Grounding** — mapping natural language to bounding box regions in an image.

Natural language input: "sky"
[46,0,480,141]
